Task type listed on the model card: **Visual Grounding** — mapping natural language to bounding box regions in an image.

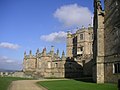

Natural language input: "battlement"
[24,46,66,60]
[67,24,93,36]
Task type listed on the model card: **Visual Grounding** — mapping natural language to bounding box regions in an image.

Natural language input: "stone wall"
[104,0,120,83]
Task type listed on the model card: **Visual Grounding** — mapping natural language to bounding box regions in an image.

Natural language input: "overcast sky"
[0,0,104,70]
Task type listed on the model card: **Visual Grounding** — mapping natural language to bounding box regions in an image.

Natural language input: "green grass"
[37,80,117,90]
[0,77,33,90]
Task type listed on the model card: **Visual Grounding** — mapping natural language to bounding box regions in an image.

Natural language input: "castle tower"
[66,31,73,58]
[93,0,105,83]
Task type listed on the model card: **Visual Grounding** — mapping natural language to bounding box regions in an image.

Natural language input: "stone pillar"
[93,0,105,83]
[66,31,73,58]
[96,3,105,83]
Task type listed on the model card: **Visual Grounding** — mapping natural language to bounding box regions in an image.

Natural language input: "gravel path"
[8,79,66,90]
[9,80,47,90]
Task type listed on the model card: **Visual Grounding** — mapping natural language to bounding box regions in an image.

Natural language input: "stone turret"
[88,24,92,28]
[50,46,54,57]
[24,51,26,57]
[61,50,66,60]
[36,48,39,57]
[81,25,85,29]
[37,48,39,53]
[67,31,73,58]
[57,49,59,57]
[42,48,46,56]
[29,50,32,55]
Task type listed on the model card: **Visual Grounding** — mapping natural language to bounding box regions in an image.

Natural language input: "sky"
[0,0,104,70]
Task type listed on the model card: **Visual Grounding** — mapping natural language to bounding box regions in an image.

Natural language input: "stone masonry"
[93,0,120,83]
[66,25,93,77]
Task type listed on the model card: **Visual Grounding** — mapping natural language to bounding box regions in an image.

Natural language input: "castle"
[23,26,93,78]
[23,0,120,83]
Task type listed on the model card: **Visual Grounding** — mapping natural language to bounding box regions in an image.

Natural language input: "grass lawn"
[37,80,117,90]
[0,77,33,90]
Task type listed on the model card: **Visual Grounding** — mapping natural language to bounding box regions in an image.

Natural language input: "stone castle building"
[67,25,93,76]
[23,0,120,83]
[23,46,66,78]
[23,46,85,78]
[93,0,120,83]
[23,26,93,78]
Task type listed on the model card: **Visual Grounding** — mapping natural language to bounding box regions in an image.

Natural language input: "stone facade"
[23,26,93,78]
[23,46,66,78]
[93,0,120,83]
[23,46,85,78]
[66,26,93,77]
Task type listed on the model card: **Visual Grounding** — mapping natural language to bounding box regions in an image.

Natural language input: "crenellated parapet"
[23,46,66,62]
[23,46,66,75]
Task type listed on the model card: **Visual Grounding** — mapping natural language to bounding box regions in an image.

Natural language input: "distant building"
[93,0,120,83]
[66,25,93,77]
[23,25,93,78]
[23,46,66,78]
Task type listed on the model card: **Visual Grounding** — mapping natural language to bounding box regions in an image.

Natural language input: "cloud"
[0,42,20,50]
[0,56,22,70]
[40,31,67,43]
[0,56,15,63]
[54,4,93,27]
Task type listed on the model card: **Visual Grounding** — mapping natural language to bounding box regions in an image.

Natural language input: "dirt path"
[9,79,67,90]
[9,79,47,90]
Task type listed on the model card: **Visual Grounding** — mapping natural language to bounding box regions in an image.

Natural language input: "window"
[55,63,58,68]
[113,63,120,74]
[80,47,83,51]
[80,34,83,40]
[77,47,83,56]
